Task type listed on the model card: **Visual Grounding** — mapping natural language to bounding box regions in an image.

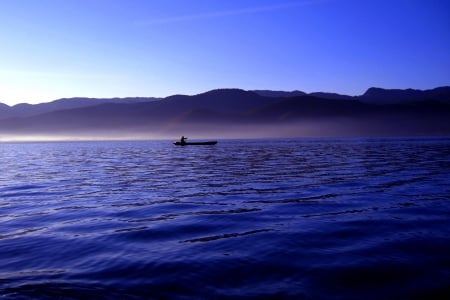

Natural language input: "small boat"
[173,141,217,146]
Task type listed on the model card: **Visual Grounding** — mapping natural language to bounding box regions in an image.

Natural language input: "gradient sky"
[1,0,449,105]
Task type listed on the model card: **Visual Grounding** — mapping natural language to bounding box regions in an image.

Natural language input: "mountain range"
[1,86,449,139]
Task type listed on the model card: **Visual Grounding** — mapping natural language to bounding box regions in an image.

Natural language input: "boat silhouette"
[173,141,217,146]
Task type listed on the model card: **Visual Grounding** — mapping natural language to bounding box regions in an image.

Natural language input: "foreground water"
[1,137,449,299]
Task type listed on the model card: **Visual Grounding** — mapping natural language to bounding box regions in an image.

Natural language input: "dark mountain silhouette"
[359,86,450,104]
[251,90,306,98]
[0,89,265,133]
[252,86,450,103]
[0,97,159,119]
[249,96,371,121]
[162,89,275,114]
[252,90,354,101]
[309,92,354,101]
[0,103,10,120]
[1,86,450,138]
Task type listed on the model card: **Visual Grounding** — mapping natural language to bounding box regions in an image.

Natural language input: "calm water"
[1,138,449,299]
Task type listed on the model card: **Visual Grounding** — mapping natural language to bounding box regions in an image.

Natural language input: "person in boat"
[180,136,187,145]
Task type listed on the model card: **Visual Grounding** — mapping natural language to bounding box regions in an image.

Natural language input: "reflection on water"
[1,137,449,299]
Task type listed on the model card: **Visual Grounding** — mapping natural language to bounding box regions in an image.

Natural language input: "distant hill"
[359,86,450,104]
[248,96,370,121]
[0,103,10,120]
[0,89,273,130]
[0,97,160,119]
[309,92,354,101]
[163,89,274,114]
[251,90,306,98]
[252,90,354,101]
[1,86,450,139]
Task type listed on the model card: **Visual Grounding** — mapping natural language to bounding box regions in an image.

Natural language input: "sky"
[0,0,449,105]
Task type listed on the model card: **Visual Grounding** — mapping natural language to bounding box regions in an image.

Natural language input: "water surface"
[1,138,449,299]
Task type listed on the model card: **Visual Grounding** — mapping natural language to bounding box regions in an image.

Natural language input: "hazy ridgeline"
[1,87,450,141]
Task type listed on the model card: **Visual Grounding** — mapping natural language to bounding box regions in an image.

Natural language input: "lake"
[1,137,449,299]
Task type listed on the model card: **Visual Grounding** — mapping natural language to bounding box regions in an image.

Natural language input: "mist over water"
[1,137,449,299]
[3,116,446,142]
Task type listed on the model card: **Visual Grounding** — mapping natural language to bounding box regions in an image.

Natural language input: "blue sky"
[0,0,449,105]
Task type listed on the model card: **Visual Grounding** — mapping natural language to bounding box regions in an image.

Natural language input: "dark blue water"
[1,138,449,299]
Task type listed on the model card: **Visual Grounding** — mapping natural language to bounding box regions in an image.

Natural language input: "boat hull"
[173,141,217,146]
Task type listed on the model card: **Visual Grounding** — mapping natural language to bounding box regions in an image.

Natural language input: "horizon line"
[1,85,449,106]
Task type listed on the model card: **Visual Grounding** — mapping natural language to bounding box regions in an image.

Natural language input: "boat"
[173,141,217,146]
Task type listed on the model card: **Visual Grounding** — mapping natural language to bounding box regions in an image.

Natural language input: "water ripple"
[181,229,274,243]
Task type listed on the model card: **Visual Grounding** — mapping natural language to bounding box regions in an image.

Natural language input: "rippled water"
[1,138,449,299]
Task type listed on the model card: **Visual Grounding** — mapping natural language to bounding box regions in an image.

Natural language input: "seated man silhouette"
[180,136,187,145]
